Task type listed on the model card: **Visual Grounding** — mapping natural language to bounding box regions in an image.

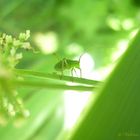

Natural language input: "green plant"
[1,1,140,140]
[0,31,99,125]
[0,30,31,124]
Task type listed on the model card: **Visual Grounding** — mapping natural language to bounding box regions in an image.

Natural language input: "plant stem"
[14,69,100,86]
[13,79,95,92]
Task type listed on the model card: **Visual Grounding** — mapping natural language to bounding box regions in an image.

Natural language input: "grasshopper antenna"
[79,53,84,63]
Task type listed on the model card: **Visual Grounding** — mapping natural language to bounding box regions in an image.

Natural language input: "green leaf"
[69,30,140,140]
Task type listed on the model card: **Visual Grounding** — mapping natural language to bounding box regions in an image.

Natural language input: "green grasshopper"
[54,54,83,78]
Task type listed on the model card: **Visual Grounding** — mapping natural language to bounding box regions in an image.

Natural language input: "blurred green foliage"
[0,0,140,140]
[0,0,140,67]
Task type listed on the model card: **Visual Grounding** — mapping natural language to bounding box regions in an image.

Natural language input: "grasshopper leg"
[71,68,74,82]
[73,68,78,77]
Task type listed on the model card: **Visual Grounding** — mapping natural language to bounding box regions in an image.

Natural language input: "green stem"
[14,69,100,86]
[13,79,95,92]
